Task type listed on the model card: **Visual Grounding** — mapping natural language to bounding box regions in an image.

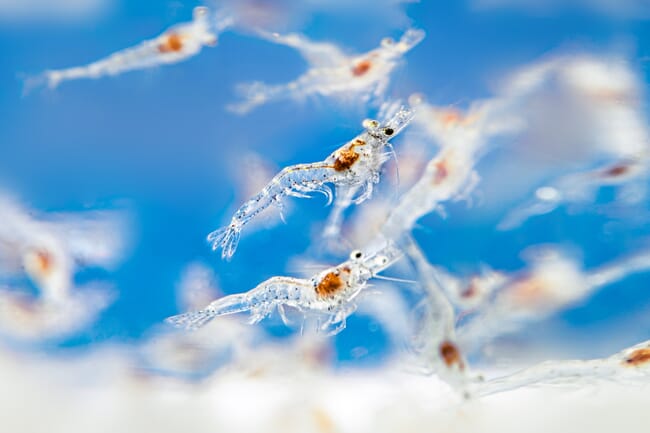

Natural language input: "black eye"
[383,127,394,136]
[351,250,363,259]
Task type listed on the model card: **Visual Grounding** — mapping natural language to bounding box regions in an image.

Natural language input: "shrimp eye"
[383,127,394,136]
[351,250,363,260]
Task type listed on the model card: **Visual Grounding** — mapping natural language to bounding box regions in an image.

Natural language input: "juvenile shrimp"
[28,6,230,90]
[477,340,650,397]
[228,28,425,114]
[208,107,413,260]
[166,244,403,335]
[458,245,650,353]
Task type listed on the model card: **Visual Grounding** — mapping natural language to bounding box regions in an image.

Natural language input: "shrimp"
[0,193,127,302]
[166,244,403,336]
[458,245,650,353]
[491,54,650,229]
[228,28,425,114]
[400,236,472,394]
[28,6,230,90]
[379,97,517,241]
[498,155,650,230]
[208,107,413,260]
[477,340,650,397]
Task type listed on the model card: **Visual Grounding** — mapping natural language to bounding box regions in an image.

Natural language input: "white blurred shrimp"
[477,340,650,397]
[28,6,230,90]
[499,155,650,230]
[494,55,650,229]
[401,236,472,393]
[208,107,413,260]
[380,96,519,240]
[0,194,128,302]
[458,245,650,352]
[228,28,424,114]
[166,244,403,335]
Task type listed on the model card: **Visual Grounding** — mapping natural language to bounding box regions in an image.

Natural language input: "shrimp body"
[229,29,425,114]
[35,7,227,89]
[166,245,402,335]
[209,108,413,259]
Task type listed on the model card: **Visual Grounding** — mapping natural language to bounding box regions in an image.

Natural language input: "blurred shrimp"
[28,6,230,90]
[228,28,424,113]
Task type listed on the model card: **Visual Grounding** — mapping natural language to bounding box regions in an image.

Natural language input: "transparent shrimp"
[458,245,650,352]
[498,155,650,230]
[379,97,517,241]
[228,28,425,114]
[477,340,650,397]
[208,107,413,260]
[0,193,127,302]
[492,54,650,229]
[166,244,403,335]
[28,6,230,90]
[401,236,471,394]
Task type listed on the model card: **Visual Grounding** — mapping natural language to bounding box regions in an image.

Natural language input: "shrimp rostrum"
[228,28,425,114]
[166,244,403,336]
[31,6,230,90]
[208,107,413,260]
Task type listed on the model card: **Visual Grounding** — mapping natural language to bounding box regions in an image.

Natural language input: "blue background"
[1,0,649,364]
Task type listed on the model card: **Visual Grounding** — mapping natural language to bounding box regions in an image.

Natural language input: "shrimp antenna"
[386,142,401,200]
[373,274,417,284]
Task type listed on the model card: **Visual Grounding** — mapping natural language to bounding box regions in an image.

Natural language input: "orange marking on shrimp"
[158,33,185,53]
[439,340,464,370]
[461,277,480,299]
[506,277,550,307]
[315,267,350,298]
[351,59,372,77]
[603,163,630,178]
[32,250,53,276]
[333,139,366,172]
[623,348,650,367]
[432,159,449,185]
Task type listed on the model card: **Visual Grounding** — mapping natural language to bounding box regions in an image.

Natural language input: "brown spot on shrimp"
[623,348,650,367]
[603,163,630,178]
[29,249,54,276]
[351,59,372,77]
[432,159,449,185]
[315,267,350,298]
[333,149,360,171]
[439,341,464,370]
[158,33,185,53]
[461,277,479,299]
[332,139,365,172]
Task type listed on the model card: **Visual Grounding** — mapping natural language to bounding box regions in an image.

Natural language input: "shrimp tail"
[165,293,251,330]
[165,309,217,330]
[207,224,241,260]
[20,71,58,96]
[227,81,285,114]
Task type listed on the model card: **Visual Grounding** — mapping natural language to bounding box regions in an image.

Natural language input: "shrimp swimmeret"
[208,107,414,260]
[228,28,425,114]
[166,244,403,335]
[31,6,230,90]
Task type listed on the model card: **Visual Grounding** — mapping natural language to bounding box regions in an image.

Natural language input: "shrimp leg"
[322,185,362,240]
